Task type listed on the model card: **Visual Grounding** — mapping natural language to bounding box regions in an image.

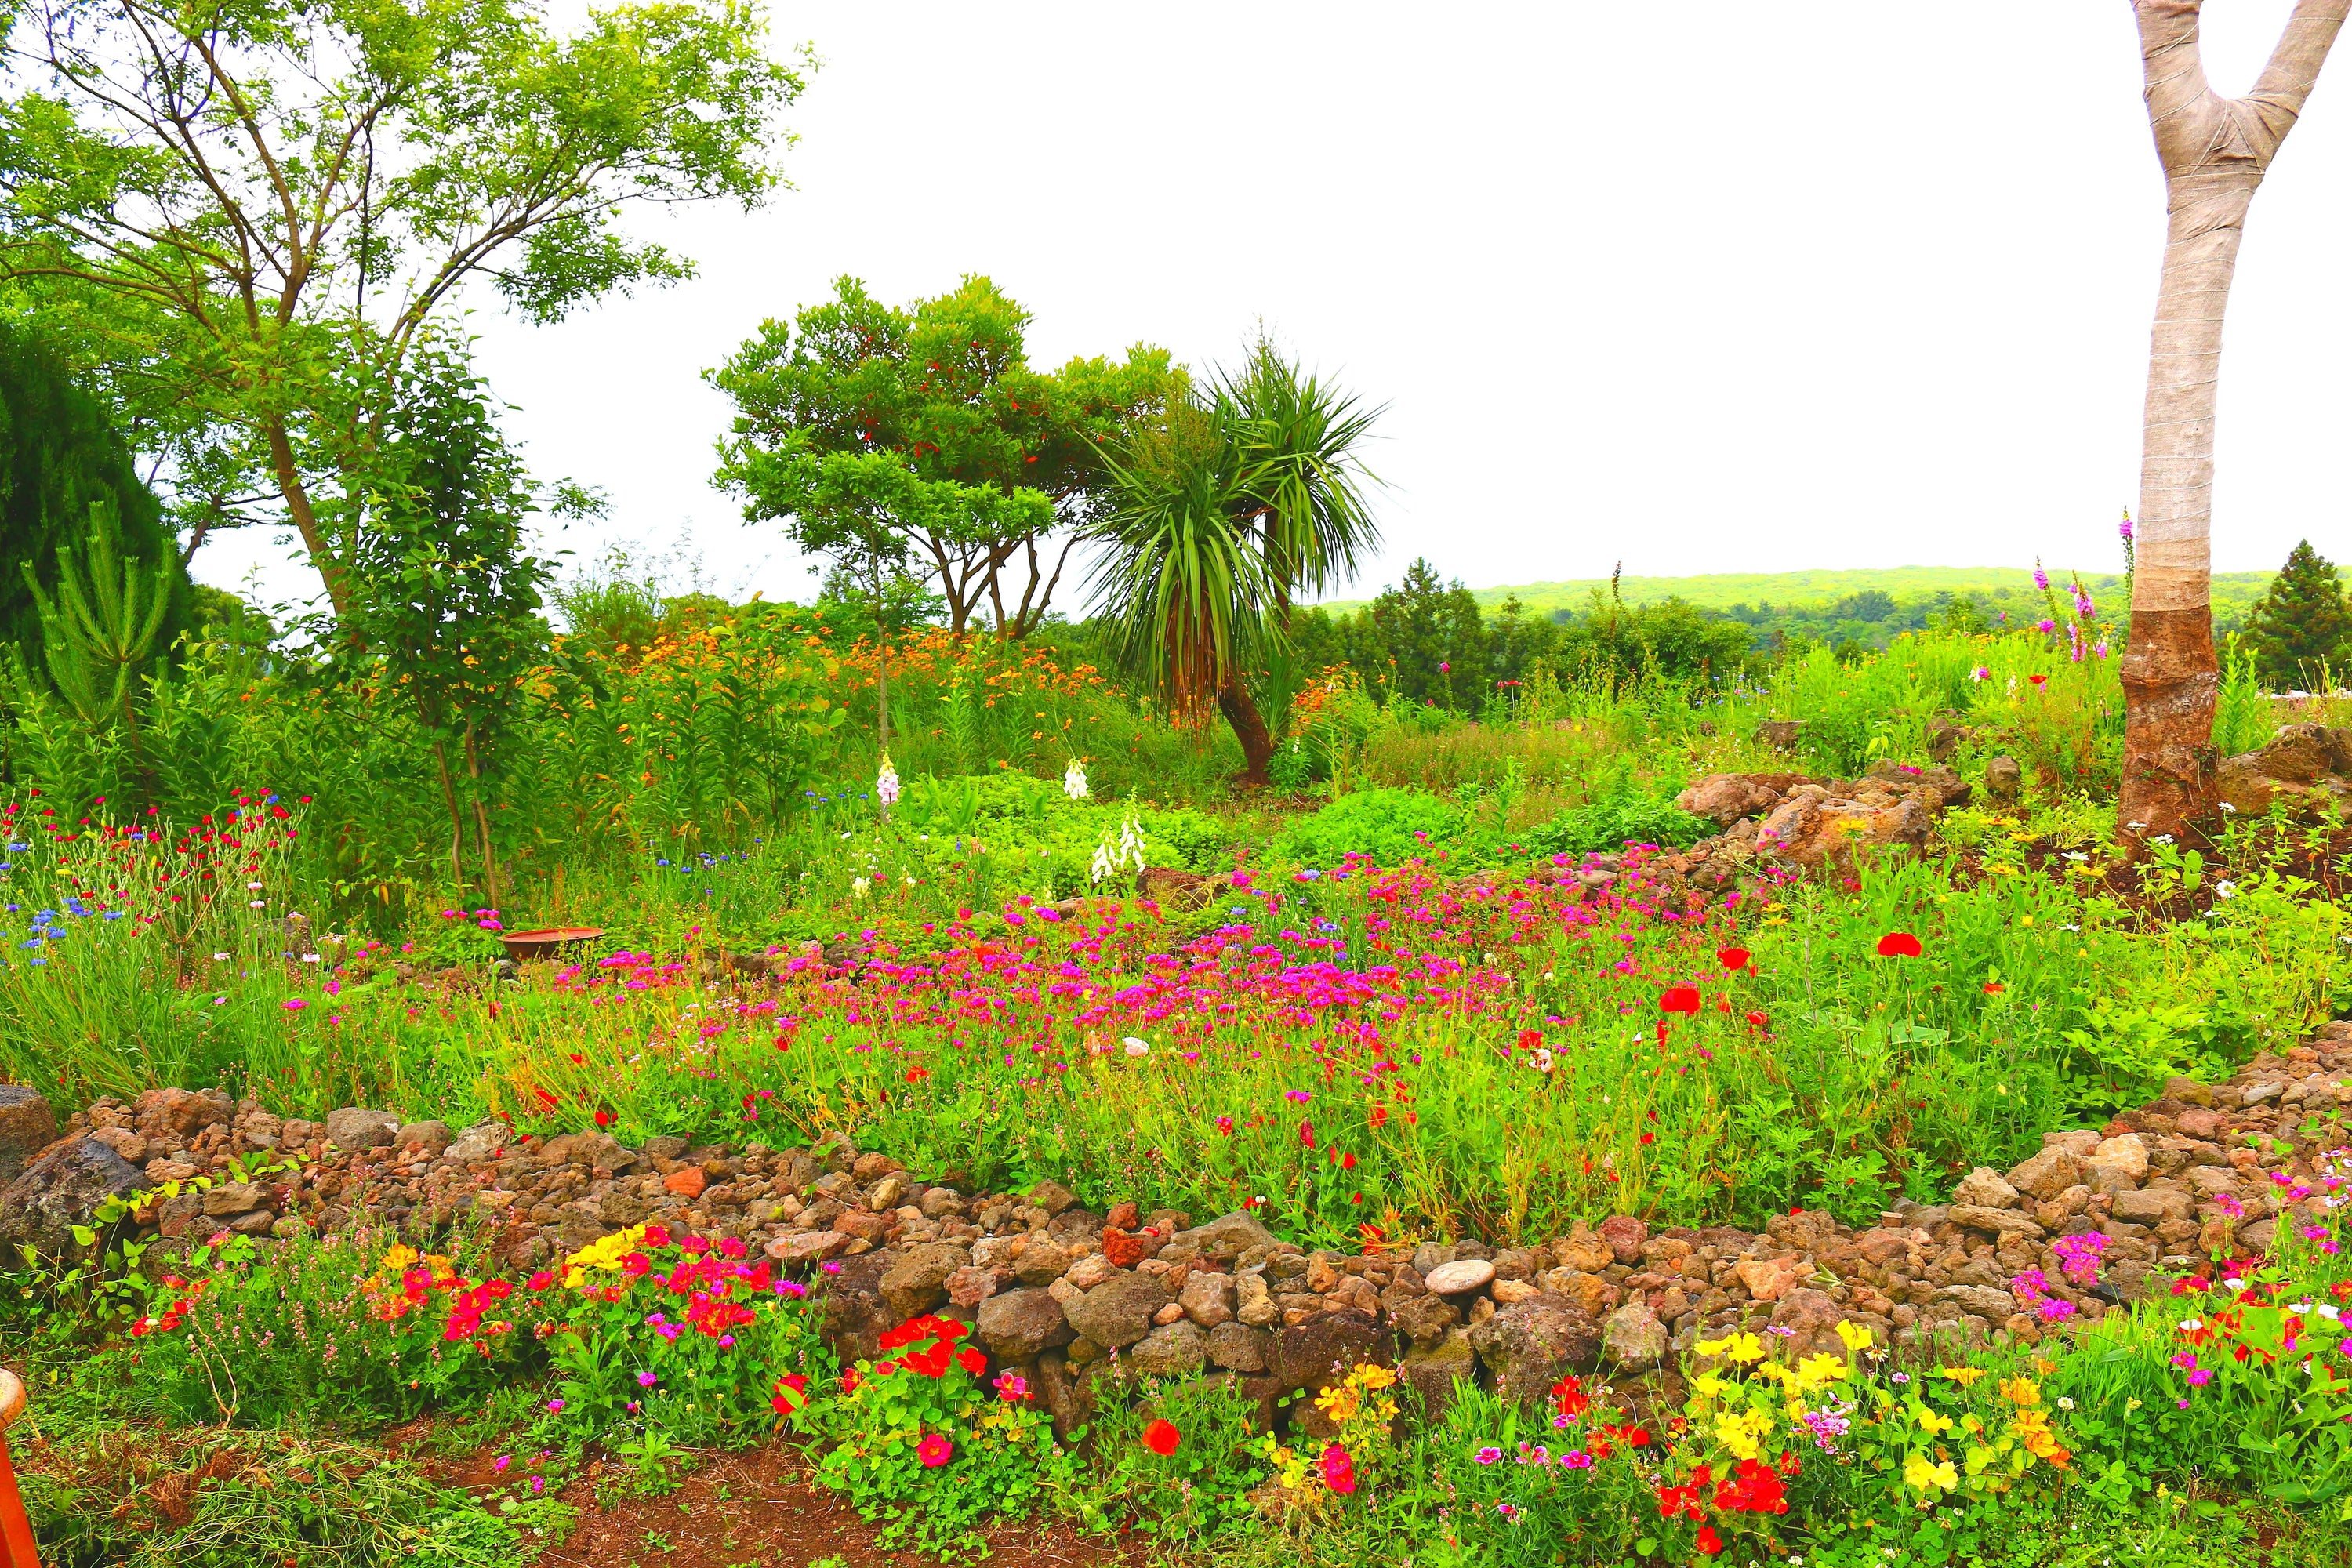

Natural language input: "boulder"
[1984,756,2023,805]
[0,1087,57,1184]
[2113,1187,2194,1226]
[1424,1258,1496,1296]
[393,1121,452,1158]
[325,1108,399,1152]
[2003,1149,2092,1203]
[1675,775,1788,827]
[1402,1327,1479,1424]
[1270,1308,1388,1394]
[446,1121,509,1163]
[1733,1254,1801,1301]
[880,1243,971,1320]
[1953,1167,2020,1209]
[1169,1210,1276,1258]
[2217,724,2352,816]
[1597,1215,1649,1266]
[132,1087,231,1142]
[1602,1300,1667,1370]
[978,1287,1076,1362]
[1179,1270,1236,1329]
[1065,1271,1167,1349]
[1467,1294,1601,1401]
[2089,1133,2150,1185]
[1027,1179,1080,1216]
[0,1135,143,1261]
[1128,1320,1210,1377]
[1207,1321,1272,1372]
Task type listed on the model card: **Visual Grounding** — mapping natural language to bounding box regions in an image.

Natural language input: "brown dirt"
[493,1440,1149,1568]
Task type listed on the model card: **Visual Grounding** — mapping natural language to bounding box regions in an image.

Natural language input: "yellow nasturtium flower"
[1938,1366,1987,1387]
[1914,1406,1955,1436]
[1999,1376,2043,1408]
[1835,1319,1875,1352]
[1904,1450,1960,1492]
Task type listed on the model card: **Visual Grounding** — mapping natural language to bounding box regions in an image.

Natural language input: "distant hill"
[1316,565,2276,620]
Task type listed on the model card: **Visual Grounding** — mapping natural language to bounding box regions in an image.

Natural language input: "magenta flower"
[918,1432,954,1468]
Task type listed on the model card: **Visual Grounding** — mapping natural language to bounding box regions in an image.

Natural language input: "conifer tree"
[2241,539,2352,689]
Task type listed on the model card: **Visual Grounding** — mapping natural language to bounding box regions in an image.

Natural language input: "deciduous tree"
[2119,0,2347,844]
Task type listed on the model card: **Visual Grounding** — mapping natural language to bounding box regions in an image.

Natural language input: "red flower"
[1319,1443,1356,1494]
[957,1346,988,1376]
[1143,1418,1182,1456]
[1696,1524,1725,1555]
[1517,1028,1543,1049]
[917,1432,954,1468]
[770,1372,808,1414]
[1716,947,1750,971]
[1982,980,2005,994]
[1658,985,1701,1014]
[1875,931,1922,958]
[905,1067,928,1083]
[1744,1010,1769,1032]
[1549,1374,1590,1419]
[593,1109,615,1127]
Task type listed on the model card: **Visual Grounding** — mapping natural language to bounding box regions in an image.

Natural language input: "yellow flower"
[1349,1364,1398,1392]
[1937,1367,1987,1387]
[2011,1407,2071,1466]
[1699,1332,1764,1363]
[1999,1377,2042,1409]
[1713,1407,1773,1461]
[1903,1451,1959,1492]
[1835,1320,1875,1352]
[1793,1353,1850,1392]
[1691,1372,1730,1401]
[379,1243,419,1272]
[1914,1406,1955,1436]
[561,1222,653,1288]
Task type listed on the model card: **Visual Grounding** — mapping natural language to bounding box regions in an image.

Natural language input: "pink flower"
[1319,1443,1356,1494]
[918,1432,954,1468]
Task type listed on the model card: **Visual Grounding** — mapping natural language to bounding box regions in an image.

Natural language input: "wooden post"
[0,1369,38,1568]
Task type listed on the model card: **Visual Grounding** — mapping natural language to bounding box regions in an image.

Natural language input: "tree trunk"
[2120,0,2347,845]
[1218,676,1274,787]
[263,414,352,620]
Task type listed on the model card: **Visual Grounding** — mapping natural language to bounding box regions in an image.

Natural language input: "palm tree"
[1088,346,1380,786]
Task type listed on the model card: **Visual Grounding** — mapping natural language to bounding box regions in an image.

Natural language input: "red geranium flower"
[1658,985,1701,1014]
[1875,931,1922,958]
[1143,1418,1182,1456]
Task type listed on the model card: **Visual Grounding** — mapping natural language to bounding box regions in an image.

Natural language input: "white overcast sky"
[194,2,2352,612]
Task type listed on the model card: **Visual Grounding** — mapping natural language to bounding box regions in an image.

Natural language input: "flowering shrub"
[525,1222,831,1448]
[811,1313,1076,1556]
[1254,1362,1400,1510]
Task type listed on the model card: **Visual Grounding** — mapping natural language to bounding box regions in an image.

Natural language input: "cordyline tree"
[0,0,808,622]
[2120,0,2347,845]
[710,274,1174,636]
[1087,345,1380,787]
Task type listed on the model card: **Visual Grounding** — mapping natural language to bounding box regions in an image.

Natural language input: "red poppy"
[1716,947,1750,971]
[593,1109,615,1127]
[1875,931,1922,958]
[1982,980,2005,994]
[1658,985,1701,1014]
[905,1067,929,1083]
[1143,1418,1181,1456]
[1744,1010,1769,1032]
[1518,1028,1543,1049]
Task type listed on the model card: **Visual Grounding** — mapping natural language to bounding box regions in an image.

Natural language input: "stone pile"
[1667,763,1976,884]
[2,1029,2347,1438]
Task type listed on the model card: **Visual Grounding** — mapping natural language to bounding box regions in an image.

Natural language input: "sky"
[192,2,2352,614]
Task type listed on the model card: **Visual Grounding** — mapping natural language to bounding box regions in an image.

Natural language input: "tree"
[2241,539,2352,688]
[1359,558,1490,706]
[711,275,1174,635]
[1087,346,1380,786]
[0,317,187,658]
[2119,0,2347,844]
[0,0,806,617]
[344,340,559,895]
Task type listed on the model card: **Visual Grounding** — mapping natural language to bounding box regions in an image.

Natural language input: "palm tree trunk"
[1218,676,1274,787]
[2120,0,2347,845]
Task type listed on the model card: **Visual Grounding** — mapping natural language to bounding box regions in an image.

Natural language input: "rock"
[1102,1227,1161,1269]
[1984,756,2023,805]
[82,1127,147,1168]
[200,1182,266,1217]
[2089,1134,2150,1185]
[2004,1149,2092,1203]
[1542,1269,1622,1317]
[1733,1254,1801,1301]
[1553,1224,1615,1274]
[0,1135,143,1261]
[325,1107,399,1152]
[1948,1205,2046,1240]
[1424,1258,1496,1296]
[1468,1295,1602,1401]
[132,1087,231,1141]
[1602,1300,1668,1370]
[1403,1327,1479,1423]
[1064,1251,1115,1290]
[1767,1287,1845,1352]
[1236,1272,1279,1327]
[1270,1308,1388,1393]
[1207,1320,1272,1372]
[764,1230,848,1264]
[1953,1167,2020,1209]
[946,1266,999,1308]
[1490,1277,1543,1305]
[2165,1077,2216,1109]
[664,1167,707,1200]
[1597,1215,1649,1265]
[1066,1272,1167,1349]
[2176,1108,2225,1141]
[0,1087,58,1183]
[978,1287,1075,1361]
[1167,1210,1275,1261]
[1180,1270,1236,1329]
[2216,725,2352,816]
[2114,1187,2194,1226]
[1129,1320,1209,1376]
[1936,1284,2020,1323]
[1024,1179,1079,1216]
[880,1243,971,1320]
[1754,720,1805,751]
[1675,775,1788,827]
[393,1121,452,1158]
[446,1121,509,1163]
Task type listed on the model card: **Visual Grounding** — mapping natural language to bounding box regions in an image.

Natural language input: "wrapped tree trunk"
[2120,0,2347,845]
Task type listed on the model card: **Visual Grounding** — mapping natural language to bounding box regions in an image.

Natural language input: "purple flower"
[638,1371,659,1387]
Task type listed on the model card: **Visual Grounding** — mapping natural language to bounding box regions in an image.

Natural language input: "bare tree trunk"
[263,414,353,621]
[1218,676,1275,788]
[2120,0,2347,845]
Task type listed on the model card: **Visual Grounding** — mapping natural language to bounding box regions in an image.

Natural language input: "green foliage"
[1274,786,1464,868]
[2241,539,2352,691]
[712,274,1173,636]
[0,0,807,611]
[1519,791,1711,858]
[0,319,188,661]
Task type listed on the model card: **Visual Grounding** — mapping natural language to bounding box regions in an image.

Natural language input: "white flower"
[877,753,900,808]
[2214,880,2238,899]
[1533,1048,1554,1073]
[2220,801,2237,813]
[1122,1036,1150,1058]
[1063,759,1088,800]
[212,952,229,962]
[300,953,319,963]
[247,880,263,891]
[851,877,871,899]
[2063,851,2088,862]
[248,899,265,909]
[2056,1396,2074,1410]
